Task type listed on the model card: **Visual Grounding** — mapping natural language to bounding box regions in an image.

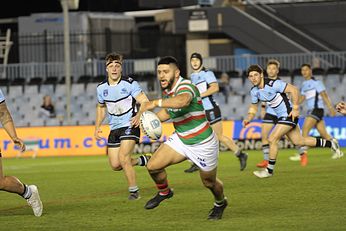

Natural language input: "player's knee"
[201,178,216,189]
[146,161,160,172]
[109,163,122,171]
[268,136,280,145]
[302,132,309,137]
[0,178,5,190]
[216,133,224,141]
[293,139,304,146]
[262,137,268,143]
[119,159,129,167]
[291,137,304,146]
[118,155,132,168]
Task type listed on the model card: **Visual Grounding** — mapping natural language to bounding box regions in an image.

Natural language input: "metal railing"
[1,51,346,81]
[0,59,136,81]
[204,51,346,73]
[243,0,334,4]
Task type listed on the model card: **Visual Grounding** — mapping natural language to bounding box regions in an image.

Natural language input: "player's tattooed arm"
[156,109,170,122]
[154,93,192,109]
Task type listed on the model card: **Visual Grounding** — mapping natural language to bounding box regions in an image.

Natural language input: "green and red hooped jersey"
[163,77,213,145]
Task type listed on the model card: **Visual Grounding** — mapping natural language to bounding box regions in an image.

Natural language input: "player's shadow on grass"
[0,206,33,216]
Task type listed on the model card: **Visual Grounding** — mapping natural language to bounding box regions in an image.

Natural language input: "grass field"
[0,148,345,231]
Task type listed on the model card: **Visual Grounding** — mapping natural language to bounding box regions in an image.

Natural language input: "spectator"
[219,72,230,104]
[40,95,56,118]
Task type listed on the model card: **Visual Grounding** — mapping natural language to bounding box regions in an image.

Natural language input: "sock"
[129,186,139,194]
[215,197,226,207]
[234,149,241,157]
[266,159,276,174]
[21,184,32,199]
[156,180,170,196]
[138,155,148,166]
[297,146,307,155]
[315,138,332,148]
[262,144,270,161]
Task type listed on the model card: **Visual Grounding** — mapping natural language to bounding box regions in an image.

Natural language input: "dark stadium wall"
[246,1,346,51]
[174,7,306,54]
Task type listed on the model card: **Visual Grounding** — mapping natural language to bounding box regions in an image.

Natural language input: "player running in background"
[0,89,43,216]
[256,59,281,168]
[184,52,248,173]
[95,52,151,200]
[289,64,342,164]
[243,64,342,178]
[134,56,228,220]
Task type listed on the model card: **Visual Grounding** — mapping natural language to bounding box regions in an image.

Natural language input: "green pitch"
[1,148,345,231]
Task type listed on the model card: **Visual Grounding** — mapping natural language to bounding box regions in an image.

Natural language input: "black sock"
[138,155,148,166]
[267,159,276,174]
[215,198,226,207]
[315,138,332,148]
[21,184,32,199]
[129,186,139,194]
[234,150,241,157]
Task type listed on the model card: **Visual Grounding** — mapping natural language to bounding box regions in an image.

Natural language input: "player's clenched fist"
[336,101,346,115]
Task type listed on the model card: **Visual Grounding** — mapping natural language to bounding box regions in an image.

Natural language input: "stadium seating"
[2,68,345,127]
[44,76,59,85]
[28,77,43,85]
[77,75,92,89]
[92,75,105,83]
[327,67,341,75]
[0,78,10,93]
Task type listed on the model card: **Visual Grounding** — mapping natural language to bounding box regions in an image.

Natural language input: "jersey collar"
[107,76,122,86]
[165,76,183,95]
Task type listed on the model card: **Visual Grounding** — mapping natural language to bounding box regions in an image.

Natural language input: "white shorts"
[165,132,219,172]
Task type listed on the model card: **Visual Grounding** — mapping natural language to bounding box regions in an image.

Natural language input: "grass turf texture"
[1,148,345,231]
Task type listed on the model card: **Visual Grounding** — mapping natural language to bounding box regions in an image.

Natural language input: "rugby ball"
[140,111,162,140]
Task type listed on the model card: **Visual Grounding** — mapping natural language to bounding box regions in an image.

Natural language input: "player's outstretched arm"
[320,91,336,116]
[156,109,171,122]
[137,93,192,117]
[158,93,192,109]
[0,102,25,152]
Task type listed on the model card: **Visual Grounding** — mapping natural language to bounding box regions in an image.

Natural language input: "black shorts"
[307,108,324,121]
[277,116,299,128]
[205,106,222,125]
[262,113,278,124]
[107,126,140,148]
